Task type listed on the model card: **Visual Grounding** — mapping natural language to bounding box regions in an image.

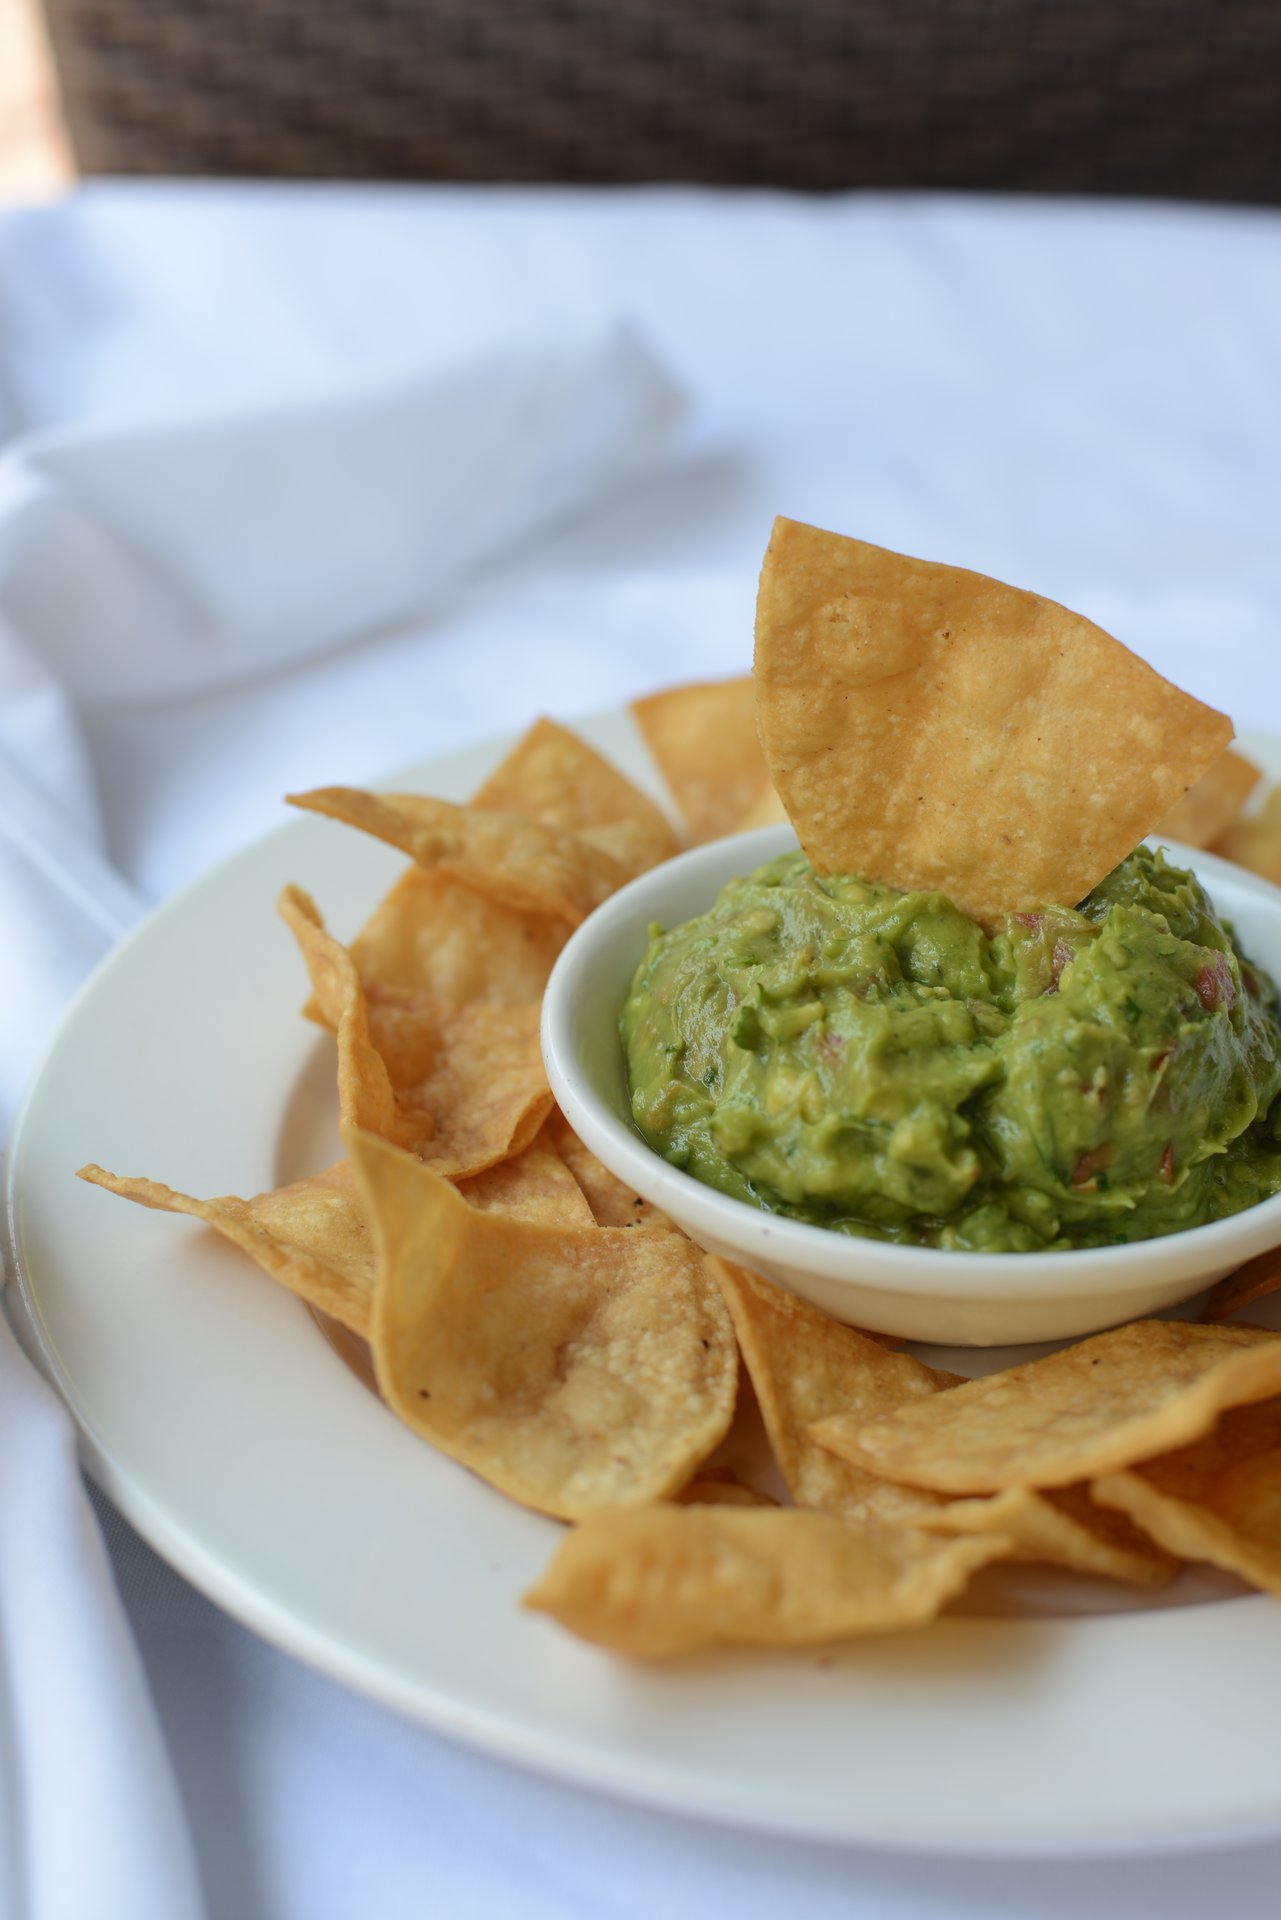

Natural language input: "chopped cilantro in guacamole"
[621,846,1281,1251]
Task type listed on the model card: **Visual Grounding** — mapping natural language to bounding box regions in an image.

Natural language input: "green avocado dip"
[621,846,1281,1251]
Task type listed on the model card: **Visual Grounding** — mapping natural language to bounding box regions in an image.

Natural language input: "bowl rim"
[541,824,1281,1302]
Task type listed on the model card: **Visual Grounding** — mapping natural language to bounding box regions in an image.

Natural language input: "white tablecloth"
[3,180,1281,1920]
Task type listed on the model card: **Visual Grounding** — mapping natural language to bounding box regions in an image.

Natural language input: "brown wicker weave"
[41,0,1281,201]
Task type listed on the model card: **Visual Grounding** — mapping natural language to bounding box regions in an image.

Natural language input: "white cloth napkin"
[0,320,682,1114]
[0,311,684,1920]
[0,1315,204,1920]
[0,325,683,707]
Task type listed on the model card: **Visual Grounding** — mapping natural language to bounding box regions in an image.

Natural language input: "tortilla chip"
[522,1505,1008,1656]
[735,782,789,833]
[456,1130,596,1228]
[1093,1398,1281,1596]
[813,1320,1281,1494]
[546,1109,678,1232]
[347,1127,737,1520]
[346,867,569,1012]
[287,788,628,926]
[631,677,773,843]
[677,1469,777,1509]
[77,1160,374,1336]
[710,1258,960,1520]
[372,999,550,1174]
[1199,1245,1281,1324]
[281,886,551,1177]
[909,1482,1179,1586]
[753,518,1234,925]
[1215,782,1281,886]
[280,883,401,1137]
[473,716,678,875]
[708,1261,1159,1575]
[1155,747,1260,849]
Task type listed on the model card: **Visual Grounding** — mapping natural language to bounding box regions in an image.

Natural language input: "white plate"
[7,712,1281,1858]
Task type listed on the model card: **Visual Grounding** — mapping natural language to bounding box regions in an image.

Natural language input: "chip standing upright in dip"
[752,518,1235,927]
[622,522,1281,1253]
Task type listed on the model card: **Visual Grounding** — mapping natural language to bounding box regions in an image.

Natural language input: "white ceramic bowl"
[542,824,1281,1346]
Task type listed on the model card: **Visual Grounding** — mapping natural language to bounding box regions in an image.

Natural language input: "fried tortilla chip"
[1093,1398,1281,1596]
[1215,782,1281,886]
[709,1259,960,1520]
[754,518,1234,926]
[522,1505,1008,1656]
[287,789,628,926]
[473,716,678,875]
[282,886,551,1176]
[456,1130,596,1228]
[347,1127,737,1520]
[814,1320,1281,1494]
[908,1482,1178,1586]
[631,677,774,843]
[370,999,550,1172]
[735,782,789,833]
[677,1468,777,1509]
[77,1160,374,1336]
[280,883,401,1137]
[710,1261,1165,1578]
[546,1109,678,1232]
[346,867,569,1011]
[1199,1245,1281,1324]
[1155,747,1261,849]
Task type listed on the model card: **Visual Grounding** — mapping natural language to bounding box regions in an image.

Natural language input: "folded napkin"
[0,324,684,705]
[0,320,685,1920]
[0,321,683,1126]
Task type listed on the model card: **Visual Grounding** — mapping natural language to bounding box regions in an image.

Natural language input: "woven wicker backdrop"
[42,0,1281,200]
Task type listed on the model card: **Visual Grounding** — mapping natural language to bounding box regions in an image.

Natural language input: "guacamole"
[621,846,1281,1251]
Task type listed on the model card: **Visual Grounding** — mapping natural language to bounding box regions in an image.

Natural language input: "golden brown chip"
[908,1482,1179,1586]
[347,1127,737,1520]
[1155,747,1261,849]
[676,1468,777,1509]
[287,788,628,926]
[735,782,789,833]
[710,1258,959,1520]
[373,1000,550,1174]
[455,1130,596,1228]
[753,517,1234,926]
[77,1160,374,1336]
[708,1260,1148,1574]
[522,1505,1008,1656]
[281,886,551,1177]
[346,867,568,1012]
[813,1320,1281,1494]
[546,1109,678,1232]
[1215,782,1281,886]
[473,716,678,875]
[631,676,774,843]
[1199,1245,1281,1324]
[280,883,401,1138]
[1093,1398,1281,1596]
